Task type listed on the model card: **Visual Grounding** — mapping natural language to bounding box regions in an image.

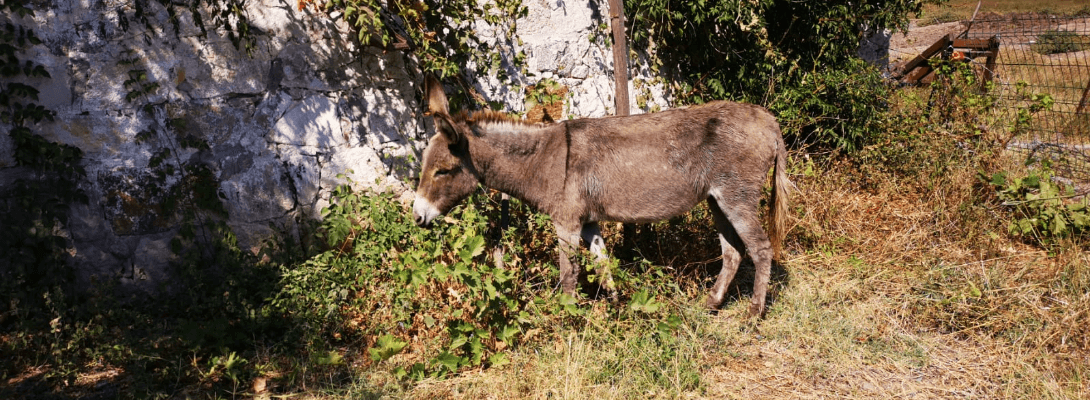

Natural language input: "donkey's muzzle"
[412,195,441,227]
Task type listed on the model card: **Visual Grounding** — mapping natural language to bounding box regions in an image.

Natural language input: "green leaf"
[458,233,485,262]
[435,352,464,372]
[629,289,661,313]
[555,293,583,316]
[369,334,408,362]
[315,350,344,365]
[498,324,519,343]
[1051,215,1067,237]
[448,333,467,349]
[487,351,509,367]
[1023,175,1040,189]
[410,265,426,287]
[656,314,683,335]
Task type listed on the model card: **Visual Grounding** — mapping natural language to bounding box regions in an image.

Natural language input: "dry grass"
[924,0,1090,22]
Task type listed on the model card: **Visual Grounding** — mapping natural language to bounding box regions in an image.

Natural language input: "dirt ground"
[888,21,970,66]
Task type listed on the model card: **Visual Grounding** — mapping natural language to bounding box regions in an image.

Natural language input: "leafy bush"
[769,58,893,151]
[269,177,724,383]
[626,0,931,151]
[989,165,1090,244]
[308,0,527,81]
[272,182,536,378]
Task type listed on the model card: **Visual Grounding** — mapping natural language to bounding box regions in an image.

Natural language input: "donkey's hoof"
[747,303,765,319]
[705,296,722,310]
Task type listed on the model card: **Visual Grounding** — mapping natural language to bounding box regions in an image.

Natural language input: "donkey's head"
[413,76,479,227]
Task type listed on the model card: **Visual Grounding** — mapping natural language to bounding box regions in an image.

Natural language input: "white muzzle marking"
[412,195,441,226]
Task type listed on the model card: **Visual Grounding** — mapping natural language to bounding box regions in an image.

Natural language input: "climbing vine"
[1,0,87,328]
[120,0,255,53]
[300,0,528,109]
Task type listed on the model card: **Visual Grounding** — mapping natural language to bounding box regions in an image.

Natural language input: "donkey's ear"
[424,74,449,115]
[432,111,464,145]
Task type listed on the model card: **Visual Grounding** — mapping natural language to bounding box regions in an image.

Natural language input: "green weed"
[989,164,1090,243]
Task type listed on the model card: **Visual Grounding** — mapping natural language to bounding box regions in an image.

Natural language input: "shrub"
[989,164,1090,244]
[626,0,930,151]
[272,183,536,379]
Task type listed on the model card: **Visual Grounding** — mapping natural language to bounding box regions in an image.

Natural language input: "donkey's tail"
[768,139,791,261]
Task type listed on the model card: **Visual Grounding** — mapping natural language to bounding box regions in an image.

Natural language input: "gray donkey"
[412,76,790,316]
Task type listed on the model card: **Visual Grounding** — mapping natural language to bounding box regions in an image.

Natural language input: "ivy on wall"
[300,0,529,110]
[1,0,87,324]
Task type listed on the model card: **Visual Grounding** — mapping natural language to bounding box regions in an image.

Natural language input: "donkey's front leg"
[554,223,583,294]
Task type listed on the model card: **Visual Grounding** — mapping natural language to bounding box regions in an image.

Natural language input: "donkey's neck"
[467,122,565,211]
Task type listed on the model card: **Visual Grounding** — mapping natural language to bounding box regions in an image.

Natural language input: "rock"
[1,0,685,298]
[126,235,176,294]
[271,95,346,150]
[570,65,590,79]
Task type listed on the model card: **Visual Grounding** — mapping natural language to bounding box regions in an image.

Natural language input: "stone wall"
[0,0,672,294]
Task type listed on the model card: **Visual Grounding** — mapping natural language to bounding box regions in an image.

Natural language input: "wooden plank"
[952,38,996,49]
[904,65,933,84]
[899,34,951,78]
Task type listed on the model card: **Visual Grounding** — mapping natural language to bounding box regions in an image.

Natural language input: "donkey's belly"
[592,179,707,223]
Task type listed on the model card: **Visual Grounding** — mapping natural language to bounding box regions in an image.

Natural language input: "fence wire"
[957,13,1090,184]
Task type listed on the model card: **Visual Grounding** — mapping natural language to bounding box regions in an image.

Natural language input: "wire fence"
[960,13,1090,183]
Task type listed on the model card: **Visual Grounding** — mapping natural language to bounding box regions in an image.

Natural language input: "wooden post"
[610,0,629,117]
[982,36,999,91]
[608,0,638,259]
[1076,78,1090,115]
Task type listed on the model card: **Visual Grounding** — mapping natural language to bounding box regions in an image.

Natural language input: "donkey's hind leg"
[581,222,618,302]
[554,223,583,294]
[711,193,774,318]
[705,198,745,310]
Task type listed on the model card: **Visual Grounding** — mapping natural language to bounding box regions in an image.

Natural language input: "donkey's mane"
[455,109,552,136]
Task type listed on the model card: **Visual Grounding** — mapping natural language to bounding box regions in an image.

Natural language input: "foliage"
[924,58,1001,140]
[265,179,720,386]
[523,78,568,121]
[627,0,941,150]
[769,58,893,150]
[272,183,529,379]
[307,0,527,90]
[0,0,86,335]
[989,164,1090,244]
[524,78,565,109]
[120,0,255,53]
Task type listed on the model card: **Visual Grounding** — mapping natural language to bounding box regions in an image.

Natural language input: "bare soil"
[889,21,969,66]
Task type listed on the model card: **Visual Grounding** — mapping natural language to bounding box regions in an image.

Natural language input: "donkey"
[412,76,790,317]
